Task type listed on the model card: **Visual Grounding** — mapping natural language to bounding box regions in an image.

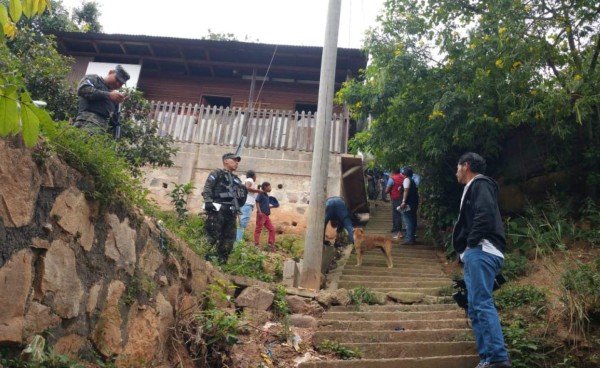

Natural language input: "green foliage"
[0,0,55,147]
[41,121,146,209]
[348,286,378,308]
[117,88,178,177]
[317,339,361,360]
[274,234,304,261]
[221,242,273,282]
[560,257,600,337]
[502,253,530,280]
[199,280,242,346]
[505,197,576,259]
[6,28,78,121]
[495,284,547,314]
[502,320,545,368]
[149,208,207,256]
[337,0,600,231]
[167,182,194,220]
[577,198,600,247]
[71,0,101,32]
[272,284,290,319]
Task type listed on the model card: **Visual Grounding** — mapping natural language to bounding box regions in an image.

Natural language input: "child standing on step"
[254,182,277,251]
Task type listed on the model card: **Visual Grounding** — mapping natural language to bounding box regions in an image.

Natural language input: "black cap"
[114,65,130,84]
[222,152,241,162]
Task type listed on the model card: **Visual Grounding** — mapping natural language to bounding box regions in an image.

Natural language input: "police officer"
[202,152,247,263]
[74,65,130,135]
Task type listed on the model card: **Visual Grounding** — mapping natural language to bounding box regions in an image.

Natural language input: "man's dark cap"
[222,152,241,162]
[115,65,130,84]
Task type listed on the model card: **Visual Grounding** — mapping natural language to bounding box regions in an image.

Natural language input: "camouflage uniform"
[74,74,119,133]
[202,169,247,263]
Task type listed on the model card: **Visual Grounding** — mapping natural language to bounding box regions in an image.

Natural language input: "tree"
[338,0,600,230]
[71,0,101,32]
[0,0,54,147]
[117,89,179,177]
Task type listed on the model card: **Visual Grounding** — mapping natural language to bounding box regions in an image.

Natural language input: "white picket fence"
[150,101,349,153]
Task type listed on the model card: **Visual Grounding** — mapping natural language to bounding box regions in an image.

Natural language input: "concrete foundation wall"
[144,143,352,236]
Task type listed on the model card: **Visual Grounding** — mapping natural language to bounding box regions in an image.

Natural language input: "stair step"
[328,304,461,313]
[341,268,445,277]
[321,310,465,321]
[343,341,477,359]
[339,275,449,282]
[318,319,469,331]
[367,287,451,296]
[339,280,451,289]
[312,328,474,344]
[298,354,479,368]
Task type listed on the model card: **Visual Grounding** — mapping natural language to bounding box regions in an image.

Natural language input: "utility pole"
[300,0,342,291]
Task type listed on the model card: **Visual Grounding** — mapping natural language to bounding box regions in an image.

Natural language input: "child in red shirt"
[254,182,277,251]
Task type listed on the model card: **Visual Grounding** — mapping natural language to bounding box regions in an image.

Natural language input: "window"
[201,95,232,108]
[295,102,318,113]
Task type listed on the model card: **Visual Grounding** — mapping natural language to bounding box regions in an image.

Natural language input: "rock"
[92,280,126,357]
[243,309,273,326]
[155,293,174,344]
[54,334,87,359]
[289,314,318,329]
[179,246,209,296]
[0,249,33,343]
[50,187,95,251]
[0,140,41,227]
[104,214,137,276]
[41,240,84,318]
[158,276,168,286]
[86,282,103,315]
[235,286,274,311]
[372,291,388,305]
[387,291,425,304]
[139,238,164,278]
[24,302,60,337]
[316,288,351,307]
[117,304,160,367]
[286,295,308,314]
[31,238,51,250]
[42,223,53,234]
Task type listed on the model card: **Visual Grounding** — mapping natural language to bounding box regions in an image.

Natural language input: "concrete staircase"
[299,201,479,368]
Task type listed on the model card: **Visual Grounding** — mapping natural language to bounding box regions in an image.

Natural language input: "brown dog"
[353,227,393,268]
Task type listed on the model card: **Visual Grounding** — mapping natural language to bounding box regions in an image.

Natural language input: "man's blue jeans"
[391,199,403,232]
[463,246,509,364]
[401,208,416,242]
[236,203,254,242]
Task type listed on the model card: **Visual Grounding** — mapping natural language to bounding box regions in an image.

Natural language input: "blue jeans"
[324,197,354,243]
[236,203,254,242]
[401,208,416,242]
[391,199,403,232]
[463,246,509,364]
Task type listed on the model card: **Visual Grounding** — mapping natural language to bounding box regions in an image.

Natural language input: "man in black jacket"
[452,152,511,368]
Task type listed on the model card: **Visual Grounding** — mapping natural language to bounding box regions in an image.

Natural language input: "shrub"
[167,182,194,220]
[502,253,530,280]
[41,122,146,209]
[502,319,546,368]
[221,242,273,282]
[495,284,547,315]
[560,257,600,337]
[348,286,378,308]
[317,339,361,360]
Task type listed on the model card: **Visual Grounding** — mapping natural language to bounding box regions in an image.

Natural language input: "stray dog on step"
[353,227,393,268]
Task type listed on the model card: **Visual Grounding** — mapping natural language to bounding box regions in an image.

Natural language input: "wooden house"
[53,32,368,153]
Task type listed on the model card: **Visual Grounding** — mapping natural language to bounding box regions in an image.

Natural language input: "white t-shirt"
[403,177,411,189]
[244,178,257,206]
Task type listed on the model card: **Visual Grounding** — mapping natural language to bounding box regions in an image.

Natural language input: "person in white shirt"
[236,170,263,242]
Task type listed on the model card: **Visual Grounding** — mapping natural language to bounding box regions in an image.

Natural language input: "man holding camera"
[74,65,130,136]
[452,152,511,368]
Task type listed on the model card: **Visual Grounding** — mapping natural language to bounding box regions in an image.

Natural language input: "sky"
[60,0,386,49]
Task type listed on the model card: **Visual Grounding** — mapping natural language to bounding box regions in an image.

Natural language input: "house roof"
[53,32,367,84]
